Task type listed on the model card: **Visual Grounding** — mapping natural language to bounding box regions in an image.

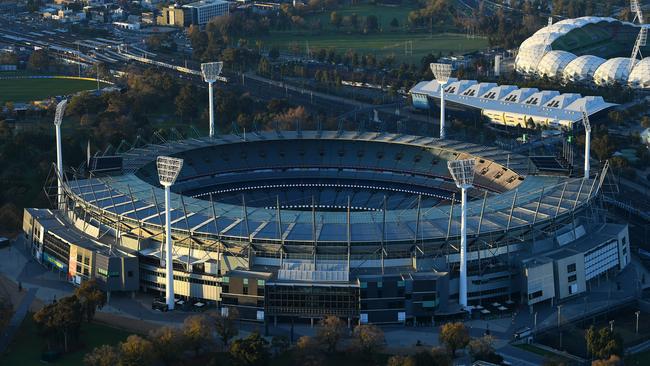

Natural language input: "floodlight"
[201,61,223,82]
[54,99,68,210]
[447,158,475,310]
[430,63,452,84]
[430,63,452,139]
[201,61,223,138]
[156,156,184,186]
[448,159,476,188]
[54,99,67,126]
[581,109,591,178]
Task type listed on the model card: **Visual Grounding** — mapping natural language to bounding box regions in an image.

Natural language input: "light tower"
[156,156,184,311]
[581,109,592,178]
[430,63,452,139]
[200,61,223,138]
[54,99,68,210]
[447,158,476,309]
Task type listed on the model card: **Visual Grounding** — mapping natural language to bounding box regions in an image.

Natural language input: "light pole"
[54,99,68,210]
[156,156,184,311]
[636,310,640,334]
[447,158,476,309]
[581,109,591,178]
[201,61,223,139]
[430,63,452,139]
[610,319,615,332]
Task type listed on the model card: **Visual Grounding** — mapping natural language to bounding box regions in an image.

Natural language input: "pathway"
[0,287,37,353]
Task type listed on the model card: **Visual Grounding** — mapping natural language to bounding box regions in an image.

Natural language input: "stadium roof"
[65,132,604,244]
[409,79,616,126]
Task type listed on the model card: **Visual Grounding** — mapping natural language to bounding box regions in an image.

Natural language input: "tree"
[330,11,341,29]
[83,344,119,366]
[33,295,83,353]
[175,84,199,122]
[316,315,346,353]
[430,347,453,366]
[468,335,502,363]
[439,322,470,357]
[148,326,186,366]
[183,314,214,356]
[390,17,399,29]
[386,355,415,366]
[592,355,623,366]
[210,308,239,346]
[119,335,155,366]
[74,279,106,323]
[229,332,270,366]
[591,134,614,161]
[268,47,280,60]
[27,49,50,72]
[364,15,379,33]
[270,335,290,356]
[585,326,623,360]
[295,336,324,366]
[351,324,384,357]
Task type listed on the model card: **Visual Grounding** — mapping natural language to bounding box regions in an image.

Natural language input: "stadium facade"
[23,131,630,323]
[515,16,650,88]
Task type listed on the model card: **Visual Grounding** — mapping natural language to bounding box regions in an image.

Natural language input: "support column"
[440,87,446,139]
[459,187,468,308]
[164,185,175,310]
[208,81,215,138]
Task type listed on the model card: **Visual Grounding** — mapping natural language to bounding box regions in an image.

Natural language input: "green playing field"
[0,76,108,104]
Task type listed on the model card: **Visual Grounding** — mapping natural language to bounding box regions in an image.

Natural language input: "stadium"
[516,16,650,88]
[23,131,631,324]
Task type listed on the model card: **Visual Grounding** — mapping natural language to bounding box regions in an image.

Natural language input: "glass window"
[567,263,576,273]
[222,276,229,283]
[243,278,249,285]
[257,279,265,286]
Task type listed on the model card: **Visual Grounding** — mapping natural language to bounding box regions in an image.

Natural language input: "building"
[182,0,229,27]
[23,131,623,324]
[156,5,187,27]
[409,78,616,130]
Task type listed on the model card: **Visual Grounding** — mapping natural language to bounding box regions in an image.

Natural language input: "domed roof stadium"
[537,51,577,78]
[628,57,650,88]
[562,55,607,83]
[593,57,637,86]
[515,16,648,88]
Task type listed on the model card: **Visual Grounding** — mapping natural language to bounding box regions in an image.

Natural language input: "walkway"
[0,287,37,353]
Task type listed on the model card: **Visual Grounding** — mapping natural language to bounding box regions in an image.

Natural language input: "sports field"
[0,76,108,104]
[252,4,488,62]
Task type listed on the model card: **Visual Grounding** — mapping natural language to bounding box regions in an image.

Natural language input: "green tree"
[183,314,214,356]
[148,326,186,366]
[175,84,199,122]
[351,324,384,358]
[119,334,155,366]
[439,322,470,357]
[585,326,623,360]
[591,134,614,161]
[295,336,324,366]
[209,308,239,346]
[33,295,83,352]
[74,279,106,322]
[330,11,341,28]
[83,344,119,366]
[229,332,270,366]
[27,49,50,72]
[316,315,346,353]
[364,15,379,33]
[468,335,502,363]
[390,17,399,29]
[270,335,290,356]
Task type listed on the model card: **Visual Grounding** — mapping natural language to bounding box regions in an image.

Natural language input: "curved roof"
[628,57,650,88]
[515,44,551,74]
[64,132,602,244]
[537,51,577,78]
[593,57,637,86]
[562,55,607,83]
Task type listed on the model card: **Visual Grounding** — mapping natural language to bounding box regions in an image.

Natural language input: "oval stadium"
[24,131,630,324]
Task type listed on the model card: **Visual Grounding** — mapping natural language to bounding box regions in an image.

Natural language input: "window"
[127,271,133,278]
[568,274,577,283]
[377,281,383,288]
[528,290,543,300]
[257,279,265,287]
[77,254,82,262]
[567,263,576,273]
[568,283,578,295]
[243,278,249,285]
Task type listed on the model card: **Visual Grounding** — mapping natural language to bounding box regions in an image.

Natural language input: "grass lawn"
[0,314,132,366]
[515,343,573,363]
[0,76,109,104]
[251,4,487,62]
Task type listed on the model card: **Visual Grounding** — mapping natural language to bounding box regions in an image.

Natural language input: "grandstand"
[23,131,629,324]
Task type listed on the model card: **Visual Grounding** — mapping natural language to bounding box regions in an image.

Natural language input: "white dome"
[537,51,577,78]
[563,55,607,83]
[593,58,638,86]
[628,58,650,89]
[515,44,551,74]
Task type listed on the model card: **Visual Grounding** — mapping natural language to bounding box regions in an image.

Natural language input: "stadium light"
[581,109,592,178]
[156,156,184,311]
[54,99,68,210]
[430,63,452,139]
[201,62,223,138]
[447,158,476,309]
